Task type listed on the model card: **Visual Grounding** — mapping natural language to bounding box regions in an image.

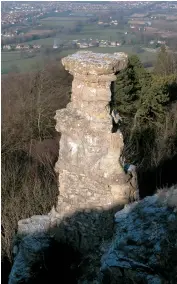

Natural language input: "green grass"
[40,16,88,28]
[1,51,47,73]
[1,51,22,62]
[79,25,126,40]
[1,44,157,74]
[40,19,77,28]
[20,37,56,46]
[41,16,88,21]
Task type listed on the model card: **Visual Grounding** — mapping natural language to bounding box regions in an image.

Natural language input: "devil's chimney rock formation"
[54,51,129,250]
[13,51,129,258]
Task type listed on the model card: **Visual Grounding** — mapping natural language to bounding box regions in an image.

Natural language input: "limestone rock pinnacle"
[54,51,129,250]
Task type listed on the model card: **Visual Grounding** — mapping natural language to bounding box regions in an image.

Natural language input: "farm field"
[17,37,56,46]
[1,44,157,74]
[25,29,52,36]
[1,16,158,74]
[79,24,128,40]
[1,51,50,73]
[2,51,22,62]
[39,16,88,28]
[9,24,129,47]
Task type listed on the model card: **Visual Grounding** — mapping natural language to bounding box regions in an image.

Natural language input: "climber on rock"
[110,109,122,133]
[119,154,140,202]
[111,109,122,125]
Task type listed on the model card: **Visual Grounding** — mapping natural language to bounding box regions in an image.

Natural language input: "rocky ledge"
[100,185,177,284]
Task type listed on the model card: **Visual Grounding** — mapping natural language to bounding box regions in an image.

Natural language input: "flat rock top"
[62,51,128,75]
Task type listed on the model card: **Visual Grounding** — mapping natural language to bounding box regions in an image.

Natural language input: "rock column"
[54,51,129,250]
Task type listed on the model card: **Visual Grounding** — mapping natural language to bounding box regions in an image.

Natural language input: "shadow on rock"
[8,186,177,284]
[9,233,81,284]
[8,203,125,284]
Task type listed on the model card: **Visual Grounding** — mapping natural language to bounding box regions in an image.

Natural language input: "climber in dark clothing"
[111,109,122,124]
[110,109,122,133]
[119,155,140,202]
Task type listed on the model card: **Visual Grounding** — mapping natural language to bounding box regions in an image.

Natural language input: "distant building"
[157,40,166,44]
[150,40,155,45]
[3,45,11,50]
[15,44,29,50]
[53,38,60,49]
[99,43,108,47]
[23,45,29,49]
[90,41,99,47]
[79,43,89,48]
[16,44,21,49]
[110,41,117,46]
[111,20,118,25]
[33,44,41,49]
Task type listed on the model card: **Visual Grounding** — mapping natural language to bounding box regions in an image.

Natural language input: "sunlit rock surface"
[100,186,177,284]
[54,51,129,250]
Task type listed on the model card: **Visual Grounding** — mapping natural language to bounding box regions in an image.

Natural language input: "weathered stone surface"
[18,215,51,235]
[9,233,81,284]
[100,186,177,283]
[54,51,131,250]
[62,51,128,76]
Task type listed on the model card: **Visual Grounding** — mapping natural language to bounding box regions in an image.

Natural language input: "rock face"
[54,51,130,250]
[9,233,81,284]
[100,186,177,284]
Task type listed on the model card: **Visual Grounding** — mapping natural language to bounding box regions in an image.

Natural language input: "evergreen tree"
[113,55,151,119]
[134,81,169,127]
[113,54,175,169]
